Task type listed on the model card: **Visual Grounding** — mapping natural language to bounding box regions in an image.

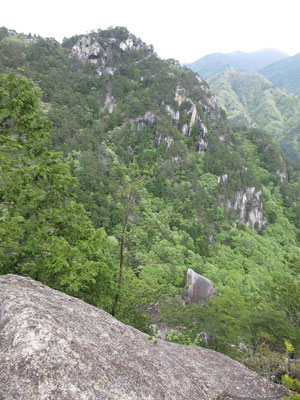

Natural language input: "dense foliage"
[0,27,299,375]
[259,52,300,97]
[209,69,300,163]
[0,72,116,309]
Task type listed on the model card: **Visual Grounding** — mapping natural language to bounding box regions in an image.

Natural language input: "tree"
[0,71,115,309]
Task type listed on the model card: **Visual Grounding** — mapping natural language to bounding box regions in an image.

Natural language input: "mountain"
[0,274,288,400]
[186,49,288,80]
[259,52,300,96]
[0,26,299,367]
[208,69,300,163]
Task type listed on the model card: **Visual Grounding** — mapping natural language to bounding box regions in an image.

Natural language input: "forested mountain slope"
[0,26,299,369]
[209,69,300,163]
[185,49,288,80]
[259,52,300,96]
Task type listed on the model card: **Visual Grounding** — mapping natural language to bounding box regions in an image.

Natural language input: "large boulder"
[0,274,287,400]
[183,268,215,304]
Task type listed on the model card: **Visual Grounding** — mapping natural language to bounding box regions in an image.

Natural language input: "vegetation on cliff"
[0,26,299,373]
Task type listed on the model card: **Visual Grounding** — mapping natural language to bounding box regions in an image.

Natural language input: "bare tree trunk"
[111,214,128,317]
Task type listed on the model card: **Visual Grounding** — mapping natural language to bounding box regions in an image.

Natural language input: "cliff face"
[1,27,281,234]
[69,30,222,150]
[66,31,269,231]
[0,274,287,400]
[71,31,153,65]
[231,187,266,230]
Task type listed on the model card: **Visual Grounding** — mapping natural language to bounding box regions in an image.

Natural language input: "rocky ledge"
[0,274,287,399]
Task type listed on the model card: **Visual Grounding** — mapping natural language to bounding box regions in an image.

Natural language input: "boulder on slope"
[183,268,215,304]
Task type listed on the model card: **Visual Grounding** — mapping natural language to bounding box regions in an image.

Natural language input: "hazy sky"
[2,0,299,63]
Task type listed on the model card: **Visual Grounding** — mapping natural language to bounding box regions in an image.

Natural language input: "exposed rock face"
[165,104,180,121]
[276,169,286,183]
[71,35,102,62]
[119,35,151,53]
[174,85,209,152]
[217,174,228,183]
[155,131,175,149]
[183,268,215,304]
[72,32,152,69]
[136,111,156,130]
[197,138,208,152]
[226,187,266,230]
[104,91,114,114]
[70,32,220,158]
[0,274,287,400]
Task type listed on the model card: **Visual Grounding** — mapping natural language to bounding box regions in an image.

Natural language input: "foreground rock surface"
[0,274,287,400]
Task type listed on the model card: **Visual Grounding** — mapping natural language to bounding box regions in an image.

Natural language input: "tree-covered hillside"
[208,69,300,164]
[0,26,299,373]
[186,49,288,80]
[259,52,300,97]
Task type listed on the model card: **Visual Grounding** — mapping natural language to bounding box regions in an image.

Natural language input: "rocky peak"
[71,34,103,63]
[119,34,152,53]
[71,30,153,67]
[0,274,287,400]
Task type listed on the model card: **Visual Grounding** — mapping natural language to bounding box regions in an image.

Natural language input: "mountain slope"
[209,69,300,163]
[259,52,300,96]
[0,26,299,358]
[186,49,288,80]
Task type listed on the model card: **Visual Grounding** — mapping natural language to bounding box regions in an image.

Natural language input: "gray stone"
[197,138,208,153]
[0,274,287,400]
[231,187,266,230]
[183,268,215,304]
[72,35,102,63]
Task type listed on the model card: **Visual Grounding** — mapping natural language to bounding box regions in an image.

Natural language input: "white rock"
[119,42,127,51]
[232,187,266,230]
[126,38,134,50]
[106,66,116,76]
[200,123,208,137]
[72,35,102,63]
[197,139,208,152]
[182,124,189,135]
[188,103,198,134]
[165,105,180,121]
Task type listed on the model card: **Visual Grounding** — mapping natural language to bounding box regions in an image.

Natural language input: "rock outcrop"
[71,32,152,68]
[0,274,287,399]
[71,34,103,63]
[183,268,215,304]
[230,187,266,230]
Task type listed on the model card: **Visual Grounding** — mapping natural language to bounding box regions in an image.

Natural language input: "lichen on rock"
[0,274,287,400]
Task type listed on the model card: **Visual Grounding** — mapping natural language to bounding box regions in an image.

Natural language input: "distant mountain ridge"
[208,69,300,164]
[259,52,300,96]
[186,49,289,80]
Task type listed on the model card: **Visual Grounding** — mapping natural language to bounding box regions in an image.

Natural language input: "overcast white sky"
[1,0,299,63]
